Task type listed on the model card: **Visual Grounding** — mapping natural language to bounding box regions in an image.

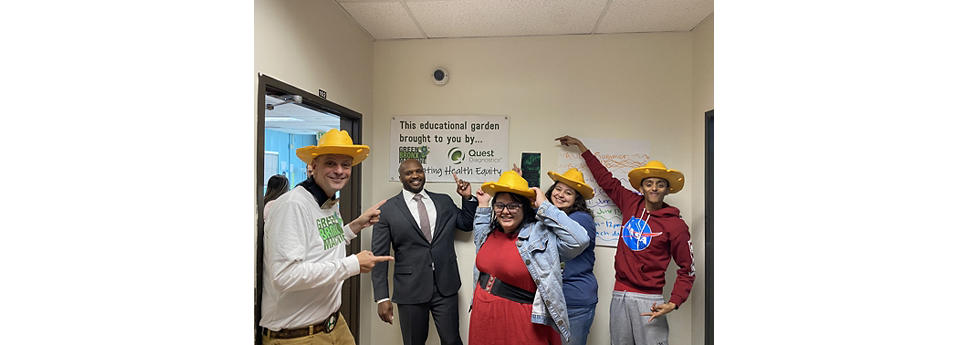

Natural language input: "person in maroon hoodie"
[555,135,695,345]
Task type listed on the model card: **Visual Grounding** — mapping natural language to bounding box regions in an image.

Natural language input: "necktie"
[413,194,432,242]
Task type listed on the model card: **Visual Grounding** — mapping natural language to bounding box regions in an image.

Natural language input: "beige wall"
[362,31,704,345]
[255,0,373,114]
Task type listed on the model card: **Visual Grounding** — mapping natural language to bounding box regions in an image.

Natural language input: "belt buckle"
[485,276,496,293]
[322,313,338,333]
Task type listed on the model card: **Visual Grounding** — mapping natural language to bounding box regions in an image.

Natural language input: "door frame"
[704,109,713,345]
[256,74,364,344]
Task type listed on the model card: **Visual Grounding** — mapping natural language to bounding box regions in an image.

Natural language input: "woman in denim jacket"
[467,171,589,345]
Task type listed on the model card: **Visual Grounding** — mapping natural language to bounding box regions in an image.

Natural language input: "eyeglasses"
[493,203,523,213]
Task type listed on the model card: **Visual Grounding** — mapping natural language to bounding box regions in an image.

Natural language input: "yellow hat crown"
[318,129,354,146]
[547,168,595,199]
[481,170,536,199]
[295,129,370,166]
[627,160,685,194]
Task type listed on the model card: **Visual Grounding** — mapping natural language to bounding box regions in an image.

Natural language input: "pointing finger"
[453,173,459,183]
[373,256,395,262]
[367,199,387,212]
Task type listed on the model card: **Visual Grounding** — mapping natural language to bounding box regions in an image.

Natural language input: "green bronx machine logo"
[448,147,464,164]
[399,146,430,163]
[316,214,346,250]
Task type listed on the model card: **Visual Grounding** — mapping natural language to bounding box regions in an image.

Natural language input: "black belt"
[478,272,536,304]
[262,311,339,339]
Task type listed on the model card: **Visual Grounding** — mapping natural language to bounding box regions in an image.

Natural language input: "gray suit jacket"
[370,190,476,304]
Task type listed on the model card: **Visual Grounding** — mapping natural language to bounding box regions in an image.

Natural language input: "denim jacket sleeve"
[473,206,492,249]
[534,201,589,262]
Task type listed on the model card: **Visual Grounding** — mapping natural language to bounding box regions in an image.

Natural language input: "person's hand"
[377,300,394,324]
[530,187,546,208]
[357,250,394,273]
[554,135,588,153]
[476,188,492,207]
[511,163,522,175]
[350,199,386,234]
[640,302,676,322]
[453,173,472,200]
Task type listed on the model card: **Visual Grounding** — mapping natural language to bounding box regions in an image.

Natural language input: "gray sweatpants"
[609,290,669,345]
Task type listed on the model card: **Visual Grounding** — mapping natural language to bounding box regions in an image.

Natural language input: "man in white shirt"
[261,129,393,345]
[371,159,476,345]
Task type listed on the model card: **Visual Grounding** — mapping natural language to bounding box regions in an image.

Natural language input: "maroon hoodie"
[582,150,695,307]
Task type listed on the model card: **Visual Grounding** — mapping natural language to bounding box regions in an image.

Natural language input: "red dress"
[468,230,562,345]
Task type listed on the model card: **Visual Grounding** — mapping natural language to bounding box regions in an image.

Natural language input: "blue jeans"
[563,304,596,345]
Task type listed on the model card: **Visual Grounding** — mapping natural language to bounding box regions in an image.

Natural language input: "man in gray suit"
[371,159,476,345]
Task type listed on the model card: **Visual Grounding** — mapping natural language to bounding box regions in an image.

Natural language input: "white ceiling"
[337,0,713,40]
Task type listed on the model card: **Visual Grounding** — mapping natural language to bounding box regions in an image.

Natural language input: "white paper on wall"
[556,138,650,247]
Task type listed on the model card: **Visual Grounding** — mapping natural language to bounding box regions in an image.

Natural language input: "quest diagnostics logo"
[448,147,464,164]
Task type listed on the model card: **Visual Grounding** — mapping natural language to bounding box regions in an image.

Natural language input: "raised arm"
[472,189,493,247]
[556,135,640,207]
[454,173,476,231]
[530,187,589,261]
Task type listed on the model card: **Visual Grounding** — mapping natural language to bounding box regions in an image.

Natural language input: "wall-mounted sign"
[390,115,509,183]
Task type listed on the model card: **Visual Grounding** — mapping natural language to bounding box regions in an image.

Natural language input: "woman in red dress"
[468,171,589,345]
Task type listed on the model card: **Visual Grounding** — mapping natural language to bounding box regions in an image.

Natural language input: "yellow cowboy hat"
[547,168,595,200]
[481,170,536,199]
[627,160,685,194]
[295,129,370,166]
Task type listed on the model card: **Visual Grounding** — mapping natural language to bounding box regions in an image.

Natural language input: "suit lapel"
[392,192,422,235]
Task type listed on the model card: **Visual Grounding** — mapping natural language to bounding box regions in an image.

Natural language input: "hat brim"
[547,171,595,199]
[628,168,684,194]
[481,182,536,199]
[296,145,370,166]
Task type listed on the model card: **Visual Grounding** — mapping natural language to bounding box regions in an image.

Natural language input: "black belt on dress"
[478,272,536,304]
[262,311,339,339]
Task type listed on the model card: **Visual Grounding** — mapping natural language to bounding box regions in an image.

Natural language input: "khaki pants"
[262,313,355,345]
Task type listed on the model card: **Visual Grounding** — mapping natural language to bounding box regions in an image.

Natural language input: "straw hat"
[295,129,370,166]
[481,170,536,199]
[627,160,685,194]
[547,168,595,200]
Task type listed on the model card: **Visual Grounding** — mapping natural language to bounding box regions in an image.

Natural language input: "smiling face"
[312,154,353,197]
[550,182,578,209]
[638,177,670,205]
[398,159,425,194]
[493,193,525,233]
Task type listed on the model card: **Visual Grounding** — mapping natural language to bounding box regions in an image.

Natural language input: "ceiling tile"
[597,0,712,33]
[406,0,609,38]
[339,1,425,39]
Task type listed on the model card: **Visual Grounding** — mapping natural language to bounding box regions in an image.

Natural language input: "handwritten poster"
[390,115,509,183]
[557,139,650,247]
